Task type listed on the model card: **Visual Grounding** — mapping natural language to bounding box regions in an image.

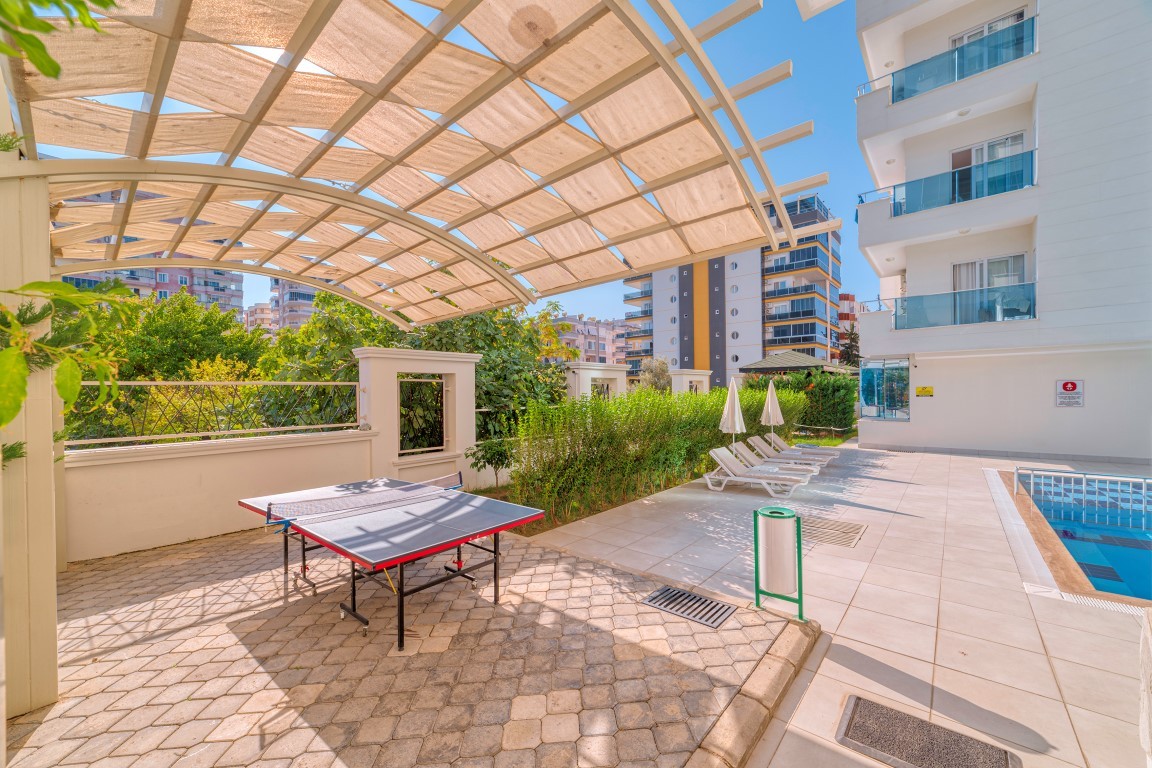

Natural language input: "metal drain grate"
[803,517,867,548]
[641,586,737,629]
[838,696,1020,768]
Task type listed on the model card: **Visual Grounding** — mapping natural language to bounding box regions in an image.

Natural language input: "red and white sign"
[1056,380,1084,407]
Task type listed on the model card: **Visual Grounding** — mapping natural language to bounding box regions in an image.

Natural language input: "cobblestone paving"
[7,530,786,768]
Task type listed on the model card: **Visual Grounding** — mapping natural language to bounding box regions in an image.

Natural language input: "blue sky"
[239,1,879,312]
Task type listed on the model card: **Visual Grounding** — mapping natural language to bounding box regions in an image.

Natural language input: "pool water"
[1025,476,1151,601]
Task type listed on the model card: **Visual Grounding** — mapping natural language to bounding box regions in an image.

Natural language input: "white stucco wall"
[859,347,1152,461]
[63,431,375,563]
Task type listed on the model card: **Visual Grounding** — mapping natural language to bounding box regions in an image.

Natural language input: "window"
[156,273,168,283]
[730,285,738,294]
[730,261,738,270]
[671,316,676,324]
[731,331,739,340]
[730,308,738,317]
[670,296,677,303]
[157,290,169,299]
[178,275,188,286]
[731,354,739,363]
[860,359,911,421]
[950,9,1025,48]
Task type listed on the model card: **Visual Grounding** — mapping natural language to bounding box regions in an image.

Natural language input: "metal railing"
[624,289,653,301]
[763,308,826,323]
[858,16,1036,99]
[64,381,359,448]
[1014,466,1148,529]
[894,282,1036,329]
[625,308,653,319]
[859,150,1036,217]
[624,327,653,338]
[763,284,827,300]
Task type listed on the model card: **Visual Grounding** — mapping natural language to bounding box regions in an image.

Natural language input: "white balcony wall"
[902,0,1037,65]
[902,103,1033,180]
[859,347,1152,461]
[903,225,1035,296]
[63,431,375,563]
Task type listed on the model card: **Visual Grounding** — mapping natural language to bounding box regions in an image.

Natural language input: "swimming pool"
[1021,472,1151,600]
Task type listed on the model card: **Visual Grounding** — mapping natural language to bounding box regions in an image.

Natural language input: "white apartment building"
[843,0,1151,461]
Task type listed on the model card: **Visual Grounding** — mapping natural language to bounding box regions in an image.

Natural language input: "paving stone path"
[7,529,786,768]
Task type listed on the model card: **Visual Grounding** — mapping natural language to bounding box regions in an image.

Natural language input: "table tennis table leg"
[282,532,289,575]
[493,533,501,605]
[339,561,369,636]
[397,562,405,651]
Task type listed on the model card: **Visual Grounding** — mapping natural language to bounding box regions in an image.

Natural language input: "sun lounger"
[764,432,839,459]
[748,435,832,466]
[704,447,810,497]
[733,441,820,475]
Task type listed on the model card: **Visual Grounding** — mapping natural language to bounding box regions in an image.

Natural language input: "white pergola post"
[354,348,482,487]
[0,166,60,719]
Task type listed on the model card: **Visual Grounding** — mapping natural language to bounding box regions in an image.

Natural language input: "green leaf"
[55,356,81,410]
[0,346,30,429]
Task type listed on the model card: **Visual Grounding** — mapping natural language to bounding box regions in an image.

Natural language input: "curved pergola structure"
[3,0,837,326]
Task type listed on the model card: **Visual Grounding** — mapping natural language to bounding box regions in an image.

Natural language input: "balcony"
[894,283,1036,330]
[764,308,826,323]
[625,346,652,357]
[763,284,827,300]
[624,327,653,338]
[625,308,653,319]
[860,18,1036,104]
[766,335,826,347]
[860,150,1035,218]
[624,289,653,301]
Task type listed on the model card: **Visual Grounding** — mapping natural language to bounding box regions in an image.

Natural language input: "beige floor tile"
[1026,595,1142,641]
[800,569,861,604]
[836,607,937,662]
[787,673,927,744]
[869,549,944,577]
[937,600,1044,653]
[939,577,1033,619]
[849,583,939,627]
[930,668,1085,767]
[860,563,941,599]
[766,726,880,766]
[814,637,933,710]
[1050,658,1140,724]
[934,630,1060,699]
[1036,622,1140,678]
[1066,705,1147,768]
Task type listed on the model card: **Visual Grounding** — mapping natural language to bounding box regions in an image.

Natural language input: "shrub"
[776,371,857,429]
[507,386,806,527]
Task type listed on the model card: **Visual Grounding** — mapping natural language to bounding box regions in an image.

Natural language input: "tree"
[94,290,270,381]
[0,0,116,78]
[261,293,573,440]
[637,357,672,391]
[839,323,861,367]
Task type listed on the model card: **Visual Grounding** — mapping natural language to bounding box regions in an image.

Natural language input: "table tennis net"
[265,474,462,526]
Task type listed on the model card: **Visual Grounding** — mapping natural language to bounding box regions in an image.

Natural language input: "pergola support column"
[0,170,60,719]
[354,348,481,487]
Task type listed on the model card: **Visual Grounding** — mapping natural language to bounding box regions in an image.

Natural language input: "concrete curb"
[525,534,823,768]
[686,618,821,767]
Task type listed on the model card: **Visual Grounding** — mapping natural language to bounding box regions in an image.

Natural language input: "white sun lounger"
[704,447,811,497]
[732,441,820,475]
[748,435,832,467]
[764,432,840,459]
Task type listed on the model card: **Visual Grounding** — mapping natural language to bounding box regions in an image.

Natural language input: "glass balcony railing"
[894,282,1036,330]
[624,289,653,301]
[763,284,827,300]
[624,327,653,338]
[858,17,1036,101]
[624,308,653,319]
[766,335,826,347]
[764,307,827,323]
[859,150,1035,217]
[625,347,653,357]
[763,256,827,277]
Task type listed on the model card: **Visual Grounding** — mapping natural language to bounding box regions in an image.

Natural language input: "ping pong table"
[239,474,543,649]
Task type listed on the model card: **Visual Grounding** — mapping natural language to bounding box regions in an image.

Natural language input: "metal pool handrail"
[1014,466,1148,514]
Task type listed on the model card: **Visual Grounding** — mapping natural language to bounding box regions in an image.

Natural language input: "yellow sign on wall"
[915,386,934,397]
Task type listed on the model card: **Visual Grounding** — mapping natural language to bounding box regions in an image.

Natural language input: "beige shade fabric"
[7,0,824,328]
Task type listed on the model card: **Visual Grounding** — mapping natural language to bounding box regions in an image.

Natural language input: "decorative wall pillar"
[670,368,712,394]
[562,362,630,398]
[0,170,60,718]
[354,348,482,486]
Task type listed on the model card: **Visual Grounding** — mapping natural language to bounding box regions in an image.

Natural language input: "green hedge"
[507,386,806,527]
[748,371,857,430]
